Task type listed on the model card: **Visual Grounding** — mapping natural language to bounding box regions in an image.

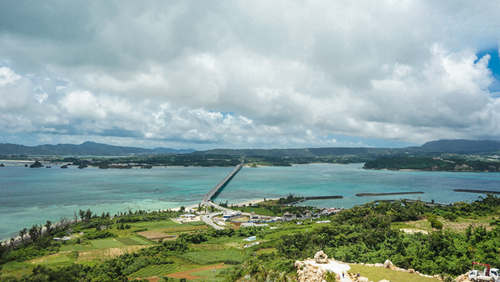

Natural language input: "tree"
[79,209,85,221]
[19,228,28,244]
[44,220,52,235]
[29,225,41,242]
[85,209,92,221]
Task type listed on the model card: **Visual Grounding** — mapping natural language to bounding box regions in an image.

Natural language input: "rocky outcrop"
[454,273,472,282]
[295,260,329,282]
[296,251,353,282]
[30,161,43,168]
[315,250,329,264]
[296,255,448,282]
[383,259,394,269]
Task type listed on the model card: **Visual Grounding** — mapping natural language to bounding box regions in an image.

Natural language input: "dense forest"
[364,156,500,172]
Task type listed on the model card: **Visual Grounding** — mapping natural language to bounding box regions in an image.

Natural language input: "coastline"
[1,197,278,242]
[168,197,280,212]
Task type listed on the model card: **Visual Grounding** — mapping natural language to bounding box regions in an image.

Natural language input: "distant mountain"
[196,139,500,157]
[195,147,399,158]
[1,139,498,157]
[0,141,194,156]
[420,139,500,153]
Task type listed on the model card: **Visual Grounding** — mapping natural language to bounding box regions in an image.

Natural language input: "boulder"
[30,161,43,168]
[408,268,415,273]
[314,250,329,264]
[358,277,369,282]
[383,259,394,269]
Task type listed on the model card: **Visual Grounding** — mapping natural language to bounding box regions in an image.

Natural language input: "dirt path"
[167,263,228,280]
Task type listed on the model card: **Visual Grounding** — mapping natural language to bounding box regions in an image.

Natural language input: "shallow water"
[1,163,499,239]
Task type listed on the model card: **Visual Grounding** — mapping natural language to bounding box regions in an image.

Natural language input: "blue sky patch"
[476,47,500,92]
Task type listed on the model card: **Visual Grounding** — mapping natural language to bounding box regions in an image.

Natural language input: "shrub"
[443,212,458,221]
[428,215,444,230]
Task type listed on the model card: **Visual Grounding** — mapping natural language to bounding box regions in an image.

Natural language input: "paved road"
[200,163,244,230]
[201,211,224,230]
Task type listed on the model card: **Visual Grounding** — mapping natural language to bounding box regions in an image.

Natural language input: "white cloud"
[0,66,20,86]
[1,1,500,147]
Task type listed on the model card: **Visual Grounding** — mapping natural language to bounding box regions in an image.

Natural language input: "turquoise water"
[1,163,500,239]
[218,163,500,207]
[0,165,231,240]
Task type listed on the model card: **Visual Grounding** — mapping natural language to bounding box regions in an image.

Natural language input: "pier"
[203,163,243,203]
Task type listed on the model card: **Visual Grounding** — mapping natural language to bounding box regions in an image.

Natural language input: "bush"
[442,212,458,221]
[325,271,337,282]
[428,215,444,230]
[68,251,79,260]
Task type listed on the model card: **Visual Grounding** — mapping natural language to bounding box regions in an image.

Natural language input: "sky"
[1,1,500,149]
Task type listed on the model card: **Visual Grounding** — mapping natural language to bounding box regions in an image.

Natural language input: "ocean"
[1,163,499,239]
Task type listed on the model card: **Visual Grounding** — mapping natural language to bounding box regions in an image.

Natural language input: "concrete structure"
[200,163,243,230]
[203,163,243,203]
[241,222,269,228]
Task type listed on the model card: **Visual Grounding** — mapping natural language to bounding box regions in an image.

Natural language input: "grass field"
[180,248,246,265]
[130,219,204,230]
[0,261,34,278]
[115,235,152,246]
[233,206,278,216]
[129,264,180,278]
[392,215,496,233]
[349,264,440,282]
[187,264,232,281]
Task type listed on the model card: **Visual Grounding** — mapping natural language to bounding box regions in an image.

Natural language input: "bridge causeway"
[203,163,243,203]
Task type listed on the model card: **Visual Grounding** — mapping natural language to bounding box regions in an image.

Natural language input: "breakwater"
[304,195,343,200]
[454,189,500,194]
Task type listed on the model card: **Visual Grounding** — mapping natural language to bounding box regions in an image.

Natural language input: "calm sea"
[1,163,499,239]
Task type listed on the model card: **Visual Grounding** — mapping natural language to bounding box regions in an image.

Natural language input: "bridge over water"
[202,163,243,203]
[200,163,243,229]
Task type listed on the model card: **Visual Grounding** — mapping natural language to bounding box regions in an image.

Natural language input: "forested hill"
[420,139,500,153]
[0,142,194,156]
[194,147,398,158]
[196,139,500,157]
[1,139,499,157]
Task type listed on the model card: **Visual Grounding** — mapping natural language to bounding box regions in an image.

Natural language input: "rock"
[314,250,329,264]
[408,268,415,273]
[358,277,369,282]
[379,280,391,282]
[454,273,472,282]
[383,259,394,269]
[30,161,43,168]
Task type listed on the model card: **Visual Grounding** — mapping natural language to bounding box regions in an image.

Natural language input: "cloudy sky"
[1,1,500,149]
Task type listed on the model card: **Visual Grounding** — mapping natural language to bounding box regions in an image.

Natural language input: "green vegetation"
[1,195,499,281]
[180,248,245,265]
[364,155,500,172]
[231,197,320,216]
